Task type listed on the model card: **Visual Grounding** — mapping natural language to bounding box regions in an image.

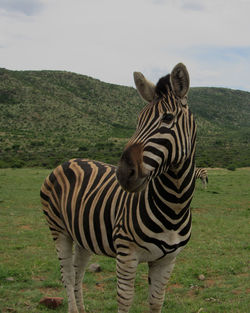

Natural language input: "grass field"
[0,167,249,313]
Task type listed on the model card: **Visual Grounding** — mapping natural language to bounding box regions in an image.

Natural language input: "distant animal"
[40,63,197,313]
[195,167,208,189]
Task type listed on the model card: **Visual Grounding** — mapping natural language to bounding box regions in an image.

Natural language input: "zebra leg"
[73,244,92,313]
[116,253,138,313]
[201,178,206,189]
[204,178,208,189]
[148,256,176,313]
[55,233,78,313]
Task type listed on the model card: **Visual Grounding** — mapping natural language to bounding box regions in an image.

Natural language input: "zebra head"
[116,63,196,193]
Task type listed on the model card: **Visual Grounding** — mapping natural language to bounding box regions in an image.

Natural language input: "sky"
[1,0,250,91]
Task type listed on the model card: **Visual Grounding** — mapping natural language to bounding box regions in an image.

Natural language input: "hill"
[0,68,249,169]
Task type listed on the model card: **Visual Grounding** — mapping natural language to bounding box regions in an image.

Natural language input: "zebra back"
[195,167,208,188]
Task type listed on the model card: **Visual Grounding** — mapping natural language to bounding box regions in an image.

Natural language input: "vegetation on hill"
[0,68,249,168]
[189,87,250,168]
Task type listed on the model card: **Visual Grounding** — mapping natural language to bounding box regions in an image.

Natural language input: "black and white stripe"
[40,63,197,313]
[195,167,208,189]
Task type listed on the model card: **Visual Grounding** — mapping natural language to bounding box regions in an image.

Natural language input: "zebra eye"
[162,113,174,124]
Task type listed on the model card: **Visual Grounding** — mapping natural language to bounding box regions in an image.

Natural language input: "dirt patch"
[192,207,206,213]
[166,283,183,292]
[20,225,32,230]
[95,282,105,292]
[32,275,46,281]
[187,285,201,298]
[232,289,241,295]
[236,272,249,278]
[39,287,62,297]
[204,279,217,288]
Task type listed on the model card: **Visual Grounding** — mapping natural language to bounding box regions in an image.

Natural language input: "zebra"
[40,63,197,313]
[195,167,208,189]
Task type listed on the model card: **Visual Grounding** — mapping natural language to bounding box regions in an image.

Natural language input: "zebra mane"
[155,74,171,97]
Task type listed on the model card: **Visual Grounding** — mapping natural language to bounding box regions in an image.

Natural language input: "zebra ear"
[170,63,190,99]
[133,72,155,102]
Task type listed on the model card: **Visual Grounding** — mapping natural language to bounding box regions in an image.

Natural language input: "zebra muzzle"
[116,143,149,193]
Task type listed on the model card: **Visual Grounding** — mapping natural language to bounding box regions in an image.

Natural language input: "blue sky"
[1,0,250,91]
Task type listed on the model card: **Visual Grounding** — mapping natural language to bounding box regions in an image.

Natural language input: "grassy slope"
[0,68,250,169]
[0,168,249,312]
[0,69,141,168]
[189,88,250,168]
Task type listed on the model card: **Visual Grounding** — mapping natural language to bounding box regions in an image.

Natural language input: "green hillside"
[0,68,249,169]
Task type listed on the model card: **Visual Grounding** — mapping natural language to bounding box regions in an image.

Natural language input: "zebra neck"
[146,158,195,215]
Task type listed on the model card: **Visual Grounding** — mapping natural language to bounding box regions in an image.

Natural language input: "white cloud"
[181,1,206,11]
[0,0,44,15]
[0,0,250,90]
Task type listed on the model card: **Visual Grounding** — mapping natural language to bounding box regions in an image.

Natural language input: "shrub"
[227,165,236,171]
[78,146,88,151]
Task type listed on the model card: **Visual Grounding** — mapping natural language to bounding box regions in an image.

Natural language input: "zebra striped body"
[41,157,194,260]
[195,167,208,189]
[40,63,197,313]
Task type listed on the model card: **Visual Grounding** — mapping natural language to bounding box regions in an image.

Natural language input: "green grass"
[0,167,249,313]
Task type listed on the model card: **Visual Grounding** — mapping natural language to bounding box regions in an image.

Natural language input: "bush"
[227,165,236,171]
[10,160,25,168]
[0,160,10,168]
[78,146,88,151]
